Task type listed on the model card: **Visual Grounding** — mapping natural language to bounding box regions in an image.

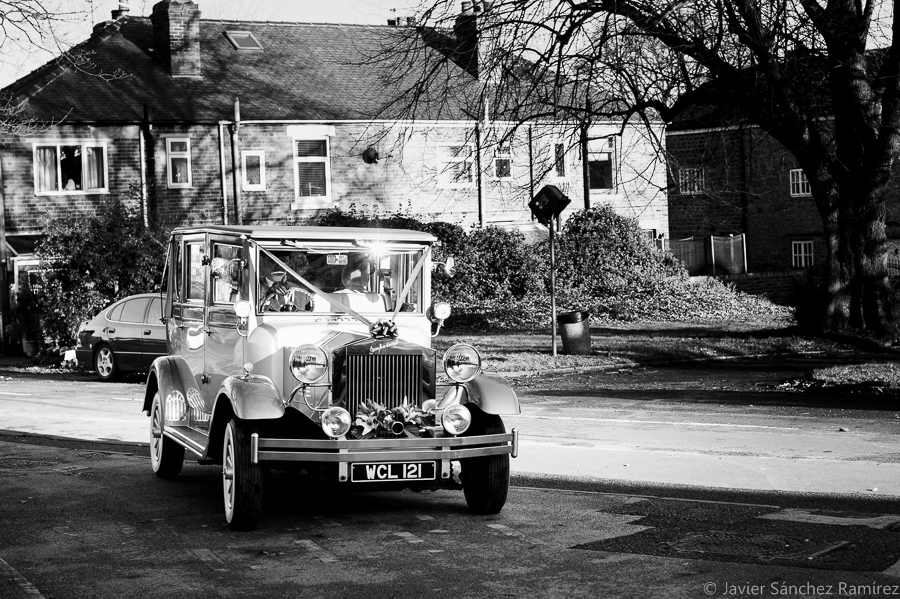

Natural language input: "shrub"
[34,193,166,345]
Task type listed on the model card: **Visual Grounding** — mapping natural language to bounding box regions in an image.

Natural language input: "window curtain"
[36,147,58,192]
[84,146,105,190]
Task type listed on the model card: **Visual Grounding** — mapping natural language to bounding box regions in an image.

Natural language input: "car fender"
[219,375,285,420]
[143,355,199,415]
[461,371,521,415]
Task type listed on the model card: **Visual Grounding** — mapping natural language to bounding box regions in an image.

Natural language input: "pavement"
[1,354,899,499]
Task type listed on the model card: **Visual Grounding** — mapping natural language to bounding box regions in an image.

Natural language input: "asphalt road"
[1,358,900,597]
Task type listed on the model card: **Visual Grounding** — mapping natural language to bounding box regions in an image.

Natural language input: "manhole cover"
[662,531,849,561]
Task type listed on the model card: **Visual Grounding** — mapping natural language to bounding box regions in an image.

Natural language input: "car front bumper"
[252,430,518,483]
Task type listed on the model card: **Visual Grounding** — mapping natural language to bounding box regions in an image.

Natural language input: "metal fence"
[669,234,747,276]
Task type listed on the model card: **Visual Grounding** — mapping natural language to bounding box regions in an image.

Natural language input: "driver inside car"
[258,253,313,312]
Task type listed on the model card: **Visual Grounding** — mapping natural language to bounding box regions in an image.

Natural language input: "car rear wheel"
[460,410,510,515]
[223,418,264,530]
[94,345,118,381]
[150,393,184,478]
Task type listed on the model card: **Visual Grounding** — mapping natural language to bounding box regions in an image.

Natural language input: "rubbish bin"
[557,310,591,355]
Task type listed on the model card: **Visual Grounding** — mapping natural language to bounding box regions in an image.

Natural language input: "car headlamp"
[443,344,481,383]
[290,344,328,384]
[431,302,452,321]
[441,404,471,435]
[320,407,352,438]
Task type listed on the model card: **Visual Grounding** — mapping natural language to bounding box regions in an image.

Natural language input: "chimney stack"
[454,0,491,79]
[151,0,202,77]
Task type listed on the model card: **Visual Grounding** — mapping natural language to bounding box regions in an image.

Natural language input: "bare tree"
[371,0,900,338]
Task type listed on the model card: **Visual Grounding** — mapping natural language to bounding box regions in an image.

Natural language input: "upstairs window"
[790,168,811,196]
[295,139,330,200]
[33,142,108,195]
[792,240,814,268]
[242,150,266,192]
[494,143,512,179]
[224,31,263,52]
[553,143,566,178]
[678,167,705,194]
[437,143,474,188]
[166,138,192,189]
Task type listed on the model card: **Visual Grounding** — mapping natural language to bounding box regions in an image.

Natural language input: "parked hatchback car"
[143,225,520,530]
[76,293,167,380]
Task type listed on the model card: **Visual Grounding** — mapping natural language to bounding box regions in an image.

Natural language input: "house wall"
[1,119,668,239]
[666,127,827,272]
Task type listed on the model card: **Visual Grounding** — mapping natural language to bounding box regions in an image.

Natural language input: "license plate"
[351,461,436,483]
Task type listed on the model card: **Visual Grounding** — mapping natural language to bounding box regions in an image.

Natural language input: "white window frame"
[32,141,109,196]
[166,138,193,189]
[292,136,332,204]
[493,142,513,180]
[678,167,705,194]
[789,168,811,197]
[792,240,814,268]
[241,150,266,192]
[551,142,567,179]
[437,142,475,189]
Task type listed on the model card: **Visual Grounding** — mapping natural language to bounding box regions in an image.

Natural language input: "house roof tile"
[3,16,480,124]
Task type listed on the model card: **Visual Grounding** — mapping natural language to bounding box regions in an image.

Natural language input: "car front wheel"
[460,410,510,515]
[94,345,118,381]
[223,418,264,530]
[150,393,184,478]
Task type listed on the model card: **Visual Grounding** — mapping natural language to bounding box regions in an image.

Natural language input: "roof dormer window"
[224,31,263,52]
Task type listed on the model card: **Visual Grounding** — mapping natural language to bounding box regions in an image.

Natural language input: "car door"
[171,235,207,392]
[204,237,247,408]
[141,296,167,370]
[109,297,151,372]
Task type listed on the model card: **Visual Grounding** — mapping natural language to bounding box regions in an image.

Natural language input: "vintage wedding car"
[143,225,519,529]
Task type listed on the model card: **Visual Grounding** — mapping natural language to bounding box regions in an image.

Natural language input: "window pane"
[554,144,566,177]
[187,244,205,301]
[212,244,243,304]
[36,146,58,192]
[589,158,613,189]
[85,146,105,190]
[60,145,83,191]
[170,141,188,153]
[297,162,327,196]
[121,298,151,323]
[496,158,511,178]
[146,297,162,323]
[171,157,189,184]
[108,302,125,321]
[297,140,327,158]
[245,155,261,186]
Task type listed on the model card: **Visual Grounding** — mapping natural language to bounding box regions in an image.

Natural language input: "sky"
[0,0,420,88]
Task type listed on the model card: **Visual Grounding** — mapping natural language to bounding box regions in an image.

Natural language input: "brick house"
[0,0,668,295]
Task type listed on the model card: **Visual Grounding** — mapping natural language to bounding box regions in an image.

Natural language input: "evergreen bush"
[34,192,166,345]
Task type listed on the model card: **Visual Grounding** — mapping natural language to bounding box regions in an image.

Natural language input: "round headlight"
[443,343,481,383]
[441,404,471,435]
[290,345,328,384]
[321,407,352,438]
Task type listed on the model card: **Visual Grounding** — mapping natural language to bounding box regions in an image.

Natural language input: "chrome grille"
[346,353,422,415]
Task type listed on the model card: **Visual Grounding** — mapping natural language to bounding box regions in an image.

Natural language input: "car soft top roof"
[170,225,437,244]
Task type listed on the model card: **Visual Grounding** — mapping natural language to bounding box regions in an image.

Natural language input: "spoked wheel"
[223,418,264,530]
[460,409,510,515]
[150,393,184,478]
[94,345,118,381]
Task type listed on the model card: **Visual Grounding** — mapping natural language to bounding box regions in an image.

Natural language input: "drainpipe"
[140,104,152,228]
[229,98,243,225]
[581,98,591,210]
[0,160,8,355]
[475,121,484,226]
[218,122,229,225]
[528,125,534,221]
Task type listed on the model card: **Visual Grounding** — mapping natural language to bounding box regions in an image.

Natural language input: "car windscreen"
[256,246,426,315]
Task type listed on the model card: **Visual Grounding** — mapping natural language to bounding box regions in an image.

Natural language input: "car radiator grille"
[346,353,422,415]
